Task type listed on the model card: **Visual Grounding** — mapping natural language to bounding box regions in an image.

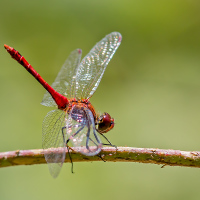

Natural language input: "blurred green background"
[1,0,200,199]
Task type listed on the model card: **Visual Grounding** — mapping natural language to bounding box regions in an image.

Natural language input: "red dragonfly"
[4,32,122,178]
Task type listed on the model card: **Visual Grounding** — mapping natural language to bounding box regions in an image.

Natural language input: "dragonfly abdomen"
[4,44,69,110]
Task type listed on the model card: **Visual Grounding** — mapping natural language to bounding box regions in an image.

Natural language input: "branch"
[0,147,200,168]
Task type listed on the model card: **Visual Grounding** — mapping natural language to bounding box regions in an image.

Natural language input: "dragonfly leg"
[67,145,74,173]
[95,134,116,163]
[85,126,91,152]
[93,129,101,144]
[62,126,71,147]
[88,137,98,146]
[85,126,101,153]
[97,154,106,162]
[62,126,74,173]
[66,125,85,145]
[62,126,66,142]
[99,133,117,149]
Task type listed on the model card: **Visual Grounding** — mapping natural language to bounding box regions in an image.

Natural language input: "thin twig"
[0,147,200,168]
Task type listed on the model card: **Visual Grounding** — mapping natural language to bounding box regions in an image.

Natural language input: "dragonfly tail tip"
[4,44,12,51]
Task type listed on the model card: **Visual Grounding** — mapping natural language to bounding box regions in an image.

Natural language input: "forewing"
[41,49,82,107]
[42,109,66,178]
[74,32,122,100]
[66,105,102,156]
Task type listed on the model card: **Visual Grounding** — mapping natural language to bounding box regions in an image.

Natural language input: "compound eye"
[97,112,114,133]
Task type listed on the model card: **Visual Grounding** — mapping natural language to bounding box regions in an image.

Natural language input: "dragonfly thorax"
[66,100,114,134]
[67,99,97,120]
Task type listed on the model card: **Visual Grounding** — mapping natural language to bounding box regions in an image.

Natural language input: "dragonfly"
[4,32,122,178]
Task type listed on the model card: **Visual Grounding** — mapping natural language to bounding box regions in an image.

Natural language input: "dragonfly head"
[96,112,114,134]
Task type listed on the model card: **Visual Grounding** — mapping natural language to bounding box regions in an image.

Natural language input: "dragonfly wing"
[66,105,102,156]
[74,32,122,100]
[42,109,66,178]
[41,49,82,107]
